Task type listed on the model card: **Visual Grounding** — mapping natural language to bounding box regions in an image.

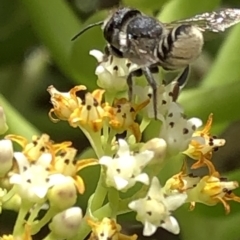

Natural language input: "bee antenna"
[71,21,104,41]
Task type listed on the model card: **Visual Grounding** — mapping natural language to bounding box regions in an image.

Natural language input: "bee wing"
[165,8,240,33]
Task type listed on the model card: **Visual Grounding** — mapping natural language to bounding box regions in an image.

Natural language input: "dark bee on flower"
[72,7,240,118]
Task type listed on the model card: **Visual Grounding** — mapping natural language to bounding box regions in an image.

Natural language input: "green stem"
[102,91,115,148]
[140,117,151,132]
[27,203,44,223]
[89,169,107,212]
[105,92,115,106]
[43,232,63,240]
[31,207,58,235]
[108,188,119,218]
[1,185,16,202]
[103,129,117,155]
[13,201,33,236]
[103,122,109,146]
[80,128,104,158]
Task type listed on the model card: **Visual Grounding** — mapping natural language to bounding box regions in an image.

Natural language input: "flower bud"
[47,177,77,211]
[140,138,167,165]
[49,207,82,239]
[0,106,8,134]
[0,139,13,177]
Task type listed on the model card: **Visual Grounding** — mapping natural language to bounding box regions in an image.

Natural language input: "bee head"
[102,7,141,49]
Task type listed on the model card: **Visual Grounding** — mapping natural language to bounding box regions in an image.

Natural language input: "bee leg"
[142,67,158,120]
[172,65,190,102]
[126,72,134,102]
[127,69,143,102]
[177,65,190,89]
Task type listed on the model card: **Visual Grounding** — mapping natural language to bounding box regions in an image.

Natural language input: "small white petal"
[32,186,48,199]
[134,150,154,166]
[143,221,158,236]
[161,216,180,235]
[134,173,149,185]
[118,139,130,155]
[128,200,137,210]
[14,152,30,171]
[95,65,106,75]
[37,153,52,167]
[99,156,112,166]
[47,173,69,186]
[9,174,22,184]
[165,193,187,211]
[188,117,202,129]
[89,50,104,62]
[113,176,128,190]
[149,177,163,197]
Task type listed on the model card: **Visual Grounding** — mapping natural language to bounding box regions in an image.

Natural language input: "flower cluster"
[0,48,240,240]
[0,123,97,239]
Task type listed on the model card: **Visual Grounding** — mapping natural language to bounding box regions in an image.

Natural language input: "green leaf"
[158,0,221,22]
[69,11,107,89]
[0,95,39,138]
[180,80,240,124]
[122,0,168,12]
[20,0,82,82]
[202,25,240,87]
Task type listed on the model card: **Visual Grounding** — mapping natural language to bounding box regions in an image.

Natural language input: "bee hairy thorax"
[103,8,164,66]
[156,24,204,70]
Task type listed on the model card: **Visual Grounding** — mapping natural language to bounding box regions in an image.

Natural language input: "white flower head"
[99,139,154,191]
[129,177,187,236]
[159,103,202,155]
[49,207,83,239]
[134,80,181,120]
[0,139,13,177]
[10,152,63,203]
[90,49,139,93]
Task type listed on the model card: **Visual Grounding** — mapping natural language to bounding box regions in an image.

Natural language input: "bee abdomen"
[156,25,204,69]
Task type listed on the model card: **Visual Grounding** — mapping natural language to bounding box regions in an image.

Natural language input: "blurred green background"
[1,0,240,239]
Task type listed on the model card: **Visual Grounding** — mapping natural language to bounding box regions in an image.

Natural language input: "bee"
[72,7,240,118]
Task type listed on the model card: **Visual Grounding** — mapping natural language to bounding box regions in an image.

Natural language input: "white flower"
[133,66,190,120]
[99,139,154,191]
[0,106,8,134]
[0,139,13,177]
[49,207,83,239]
[90,49,139,93]
[10,152,64,203]
[159,103,202,155]
[134,80,181,120]
[129,177,187,236]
